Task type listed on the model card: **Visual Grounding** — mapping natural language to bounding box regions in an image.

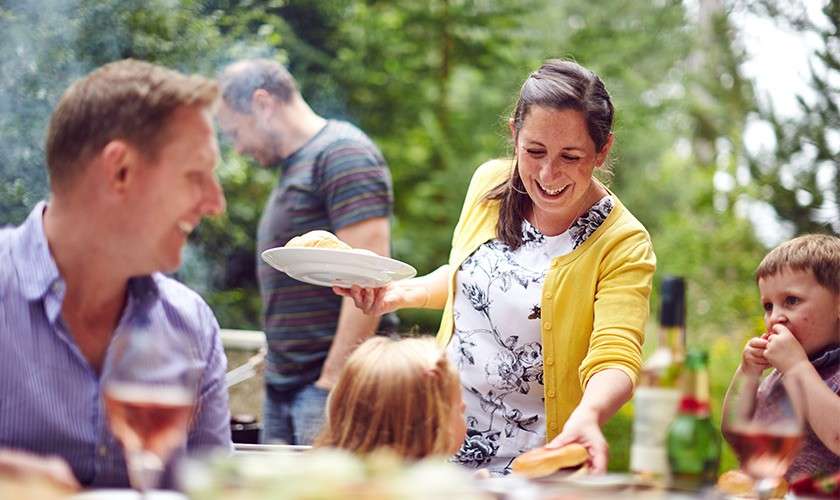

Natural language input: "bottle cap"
[660,276,685,327]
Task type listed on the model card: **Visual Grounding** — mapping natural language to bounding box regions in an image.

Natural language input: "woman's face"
[513,106,612,235]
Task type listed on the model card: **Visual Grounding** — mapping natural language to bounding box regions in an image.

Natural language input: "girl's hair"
[484,58,615,250]
[756,233,840,294]
[314,336,460,460]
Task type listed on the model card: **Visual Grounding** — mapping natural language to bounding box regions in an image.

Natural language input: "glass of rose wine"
[722,370,806,500]
[103,328,200,497]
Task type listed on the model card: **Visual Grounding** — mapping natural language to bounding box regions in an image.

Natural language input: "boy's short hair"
[756,234,840,294]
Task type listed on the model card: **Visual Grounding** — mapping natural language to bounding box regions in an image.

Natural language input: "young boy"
[723,234,840,480]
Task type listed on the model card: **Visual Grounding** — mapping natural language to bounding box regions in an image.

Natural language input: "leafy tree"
[745,0,839,235]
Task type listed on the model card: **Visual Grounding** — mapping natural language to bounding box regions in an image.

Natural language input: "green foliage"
[745,1,839,235]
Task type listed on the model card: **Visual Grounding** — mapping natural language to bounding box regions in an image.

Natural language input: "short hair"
[218,58,298,114]
[756,234,840,294]
[46,59,218,190]
[314,336,460,460]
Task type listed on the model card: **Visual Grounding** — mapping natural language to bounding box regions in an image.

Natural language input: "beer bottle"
[630,276,686,478]
[667,348,721,491]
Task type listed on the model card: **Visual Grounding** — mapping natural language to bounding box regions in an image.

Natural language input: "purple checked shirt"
[0,203,232,487]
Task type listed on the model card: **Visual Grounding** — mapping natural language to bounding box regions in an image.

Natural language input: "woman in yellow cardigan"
[336,59,656,475]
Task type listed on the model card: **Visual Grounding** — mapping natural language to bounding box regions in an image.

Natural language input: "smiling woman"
[335,59,656,476]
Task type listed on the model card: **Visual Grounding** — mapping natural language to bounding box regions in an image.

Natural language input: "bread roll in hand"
[511,443,589,479]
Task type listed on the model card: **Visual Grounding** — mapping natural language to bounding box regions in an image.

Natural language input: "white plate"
[561,472,639,489]
[261,247,417,288]
[72,490,186,500]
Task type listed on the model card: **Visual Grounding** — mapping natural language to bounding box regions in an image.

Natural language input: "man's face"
[217,102,276,167]
[127,105,225,274]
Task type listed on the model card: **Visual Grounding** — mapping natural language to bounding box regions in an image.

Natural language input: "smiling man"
[0,59,231,487]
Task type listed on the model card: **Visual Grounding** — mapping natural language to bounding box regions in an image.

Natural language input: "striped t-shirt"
[256,120,395,391]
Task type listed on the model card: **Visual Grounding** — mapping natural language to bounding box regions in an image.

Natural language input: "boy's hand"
[740,336,770,376]
[764,324,808,374]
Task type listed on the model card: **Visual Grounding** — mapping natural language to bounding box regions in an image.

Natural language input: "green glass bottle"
[667,349,721,491]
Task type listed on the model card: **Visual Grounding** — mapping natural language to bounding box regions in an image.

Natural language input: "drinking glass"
[721,370,805,500]
[103,327,200,496]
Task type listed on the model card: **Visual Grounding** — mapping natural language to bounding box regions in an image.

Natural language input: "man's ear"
[100,140,134,194]
[251,89,276,118]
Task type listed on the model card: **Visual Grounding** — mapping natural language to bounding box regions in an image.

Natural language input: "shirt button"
[98,445,108,457]
[544,322,552,330]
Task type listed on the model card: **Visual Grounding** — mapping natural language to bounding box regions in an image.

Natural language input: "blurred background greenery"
[2,0,837,473]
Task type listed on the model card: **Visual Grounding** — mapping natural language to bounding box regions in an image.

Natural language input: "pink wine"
[105,383,195,459]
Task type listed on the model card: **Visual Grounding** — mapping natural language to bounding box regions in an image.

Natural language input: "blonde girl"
[315,336,466,460]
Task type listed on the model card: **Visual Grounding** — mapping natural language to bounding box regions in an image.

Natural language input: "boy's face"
[759,268,840,356]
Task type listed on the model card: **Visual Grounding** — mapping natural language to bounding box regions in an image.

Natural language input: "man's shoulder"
[319,120,382,156]
[150,274,216,322]
[0,226,20,285]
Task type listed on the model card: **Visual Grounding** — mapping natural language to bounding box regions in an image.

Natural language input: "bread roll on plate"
[511,443,589,479]
[285,230,351,251]
[716,469,787,498]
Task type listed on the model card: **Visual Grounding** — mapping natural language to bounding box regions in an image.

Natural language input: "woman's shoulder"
[601,194,652,244]
[470,158,514,190]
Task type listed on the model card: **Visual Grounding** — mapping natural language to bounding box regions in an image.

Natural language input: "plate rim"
[260,247,417,287]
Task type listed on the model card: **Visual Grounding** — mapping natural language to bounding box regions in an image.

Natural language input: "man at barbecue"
[0,59,232,487]
[217,58,395,445]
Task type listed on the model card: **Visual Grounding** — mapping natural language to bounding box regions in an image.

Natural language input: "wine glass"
[102,327,200,496]
[721,370,806,500]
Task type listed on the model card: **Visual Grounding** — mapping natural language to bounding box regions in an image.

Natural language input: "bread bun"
[285,230,351,251]
[511,444,589,478]
[716,469,788,498]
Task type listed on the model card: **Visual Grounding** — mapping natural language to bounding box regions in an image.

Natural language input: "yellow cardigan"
[436,159,656,441]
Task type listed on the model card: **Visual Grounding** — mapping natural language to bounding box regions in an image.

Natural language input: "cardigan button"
[547,389,555,398]
[544,293,552,299]
[545,358,554,366]
[544,322,552,330]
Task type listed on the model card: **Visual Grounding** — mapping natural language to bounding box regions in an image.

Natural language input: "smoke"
[0,0,88,225]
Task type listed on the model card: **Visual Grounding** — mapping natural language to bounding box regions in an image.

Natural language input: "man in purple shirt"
[0,59,231,487]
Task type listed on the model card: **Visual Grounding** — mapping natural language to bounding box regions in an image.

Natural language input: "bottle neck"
[678,365,710,417]
[659,324,686,360]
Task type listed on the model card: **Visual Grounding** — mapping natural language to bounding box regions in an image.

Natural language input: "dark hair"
[485,59,615,249]
[218,58,298,114]
[46,59,218,191]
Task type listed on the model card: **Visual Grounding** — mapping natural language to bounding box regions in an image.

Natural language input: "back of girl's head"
[756,234,840,294]
[315,336,460,460]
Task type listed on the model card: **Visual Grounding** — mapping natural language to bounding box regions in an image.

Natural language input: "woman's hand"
[333,284,416,316]
[546,407,608,473]
[763,324,808,374]
[740,336,770,377]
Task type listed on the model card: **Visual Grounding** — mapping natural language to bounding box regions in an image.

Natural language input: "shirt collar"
[12,201,161,304]
[12,201,61,301]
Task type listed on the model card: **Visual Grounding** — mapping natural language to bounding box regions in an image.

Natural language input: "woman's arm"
[547,368,633,473]
[333,264,450,315]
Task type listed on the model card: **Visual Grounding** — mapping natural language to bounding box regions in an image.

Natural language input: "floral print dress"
[448,196,613,475]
